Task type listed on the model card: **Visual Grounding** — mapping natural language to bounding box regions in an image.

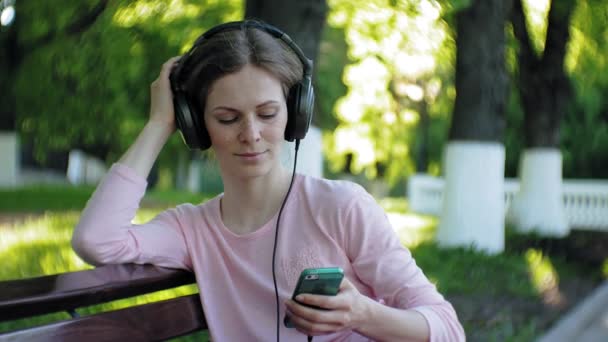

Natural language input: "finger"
[286,300,345,325]
[294,294,340,310]
[160,56,182,78]
[339,277,353,290]
[287,311,344,336]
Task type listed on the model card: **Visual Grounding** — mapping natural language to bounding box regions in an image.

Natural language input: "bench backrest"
[0,264,207,341]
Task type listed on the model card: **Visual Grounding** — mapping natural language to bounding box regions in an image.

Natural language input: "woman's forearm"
[355,297,430,342]
[118,120,174,179]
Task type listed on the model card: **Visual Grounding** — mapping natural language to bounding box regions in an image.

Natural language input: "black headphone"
[169,20,315,151]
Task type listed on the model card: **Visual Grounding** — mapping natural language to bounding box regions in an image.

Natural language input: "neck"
[220,166,293,235]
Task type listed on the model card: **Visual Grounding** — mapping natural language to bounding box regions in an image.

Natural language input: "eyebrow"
[212,100,280,113]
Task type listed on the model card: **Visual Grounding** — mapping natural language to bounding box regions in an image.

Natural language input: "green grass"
[0,185,96,212]
[0,187,604,341]
[0,185,212,213]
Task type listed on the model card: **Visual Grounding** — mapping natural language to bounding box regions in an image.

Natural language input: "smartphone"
[284,267,344,328]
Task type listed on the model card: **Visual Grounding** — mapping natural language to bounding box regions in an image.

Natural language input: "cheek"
[265,124,287,142]
[266,114,288,141]
[205,121,230,147]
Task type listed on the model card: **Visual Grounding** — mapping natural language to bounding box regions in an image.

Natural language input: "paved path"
[538,281,608,341]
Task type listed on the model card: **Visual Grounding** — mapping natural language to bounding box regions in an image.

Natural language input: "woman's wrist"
[117,120,175,179]
[146,118,175,136]
[352,295,376,332]
[353,299,430,341]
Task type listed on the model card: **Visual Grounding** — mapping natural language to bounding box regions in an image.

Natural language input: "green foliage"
[561,0,608,178]
[503,0,608,178]
[10,0,243,164]
[7,0,608,182]
[325,0,455,185]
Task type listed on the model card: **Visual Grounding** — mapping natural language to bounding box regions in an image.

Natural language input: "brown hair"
[182,24,304,115]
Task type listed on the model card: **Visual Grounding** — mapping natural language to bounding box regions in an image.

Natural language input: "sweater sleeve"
[72,163,191,270]
[341,188,465,342]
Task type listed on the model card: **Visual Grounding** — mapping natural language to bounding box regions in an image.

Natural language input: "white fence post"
[0,132,19,188]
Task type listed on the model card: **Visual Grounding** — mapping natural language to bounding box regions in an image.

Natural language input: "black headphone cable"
[272,139,300,342]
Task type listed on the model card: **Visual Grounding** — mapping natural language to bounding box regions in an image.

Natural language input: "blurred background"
[1,0,607,341]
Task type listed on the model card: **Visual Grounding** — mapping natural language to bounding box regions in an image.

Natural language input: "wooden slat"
[0,264,197,322]
[0,294,206,342]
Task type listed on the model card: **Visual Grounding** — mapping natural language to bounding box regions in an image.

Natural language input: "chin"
[232,164,275,180]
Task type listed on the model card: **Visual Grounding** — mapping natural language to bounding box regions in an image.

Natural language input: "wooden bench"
[0,264,207,341]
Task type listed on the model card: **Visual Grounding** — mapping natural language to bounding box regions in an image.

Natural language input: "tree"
[245,0,328,76]
[506,0,577,236]
[1,0,241,187]
[437,0,512,254]
[326,0,454,185]
[561,0,608,179]
[0,1,109,186]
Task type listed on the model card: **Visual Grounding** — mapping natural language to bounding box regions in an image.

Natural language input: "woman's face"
[204,64,288,180]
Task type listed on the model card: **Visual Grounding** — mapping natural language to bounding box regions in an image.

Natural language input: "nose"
[238,115,261,144]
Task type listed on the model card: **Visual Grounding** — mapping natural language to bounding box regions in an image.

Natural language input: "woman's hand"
[149,56,181,130]
[284,277,371,336]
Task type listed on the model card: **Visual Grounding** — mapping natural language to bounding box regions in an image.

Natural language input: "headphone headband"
[175,21,313,83]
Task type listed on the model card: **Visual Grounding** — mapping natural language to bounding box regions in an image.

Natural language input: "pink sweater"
[72,164,465,341]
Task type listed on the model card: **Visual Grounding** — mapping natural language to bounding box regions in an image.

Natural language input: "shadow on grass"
[409,233,604,342]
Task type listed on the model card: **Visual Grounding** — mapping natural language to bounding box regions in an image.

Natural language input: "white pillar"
[438,141,505,254]
[187,158,202,193]
[282,125,323,178]
[506,148,569,237]
[84,156,107,185]
[0,132,19,187]
[67,150,86,185]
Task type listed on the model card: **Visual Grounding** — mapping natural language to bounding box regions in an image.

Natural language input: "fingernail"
[295,294,304,301]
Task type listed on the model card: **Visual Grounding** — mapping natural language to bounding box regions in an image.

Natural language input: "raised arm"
[72,57,191,270]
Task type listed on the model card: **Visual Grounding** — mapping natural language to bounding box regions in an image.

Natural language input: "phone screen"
[284,267,344,328]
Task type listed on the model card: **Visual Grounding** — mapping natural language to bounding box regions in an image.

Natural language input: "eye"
[218,117,238,124]
[259,112,277,120]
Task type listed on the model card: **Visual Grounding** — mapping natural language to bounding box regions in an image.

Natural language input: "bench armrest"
[0,264,196,322]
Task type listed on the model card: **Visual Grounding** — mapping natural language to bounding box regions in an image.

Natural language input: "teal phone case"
[284,267,344,328]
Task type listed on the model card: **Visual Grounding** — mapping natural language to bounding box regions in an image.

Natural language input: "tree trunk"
[439,0,512,254]
[0,19,21,187]
[448,0,509,141]
[507,0,576,236]
[414,99,430,173]
[245,0,327,64]
[245,0,328,178]
[511,0,575,148]
[1,18,20,131]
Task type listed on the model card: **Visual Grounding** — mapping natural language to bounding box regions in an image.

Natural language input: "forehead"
[206,64,285,107]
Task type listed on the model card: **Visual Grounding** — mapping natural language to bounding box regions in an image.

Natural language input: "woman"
[72,20,465,341]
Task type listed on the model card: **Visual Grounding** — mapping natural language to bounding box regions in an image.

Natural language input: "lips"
[235,150,268,157]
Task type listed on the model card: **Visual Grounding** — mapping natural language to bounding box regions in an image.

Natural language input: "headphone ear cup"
[173,91,212,151]
[174,92,202,149]
[285,78,314,141]
[190,102,212,150]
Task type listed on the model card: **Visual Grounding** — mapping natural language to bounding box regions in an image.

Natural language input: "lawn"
[1,186,606,341]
